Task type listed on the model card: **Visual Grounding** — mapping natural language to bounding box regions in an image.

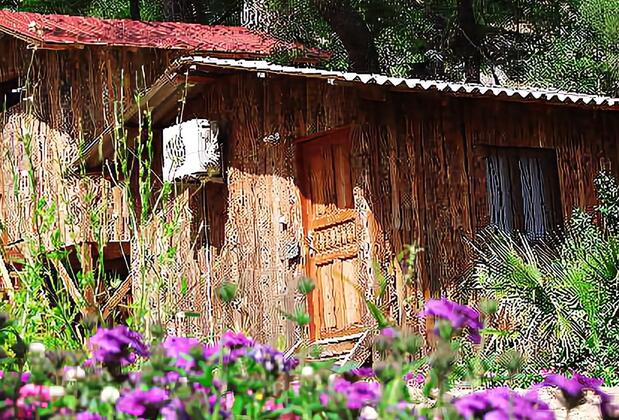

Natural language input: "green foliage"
[470,170,619,384]
[1,0,616,93]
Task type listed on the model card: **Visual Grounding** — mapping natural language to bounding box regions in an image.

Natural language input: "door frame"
[295,126,355,340]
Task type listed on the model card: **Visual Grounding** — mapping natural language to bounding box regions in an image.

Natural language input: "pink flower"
[16,384,50,417]
[263,399,284,411]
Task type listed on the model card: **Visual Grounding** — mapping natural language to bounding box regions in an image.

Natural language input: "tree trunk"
[457,0,481,83]
[310,0,381,73]
[130,0,141,20]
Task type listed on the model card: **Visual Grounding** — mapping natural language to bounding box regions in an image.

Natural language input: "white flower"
[301,366,315,378]
[28,342,45,356]
[49,386,65,399]
[100,386,120,404]
[359,406,379,420]
[64,366,86,381]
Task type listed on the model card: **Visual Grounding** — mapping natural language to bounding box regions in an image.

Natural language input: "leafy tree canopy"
[0,0,617,94]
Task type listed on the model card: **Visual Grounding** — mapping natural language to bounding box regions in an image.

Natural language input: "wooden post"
[80,242,96,308]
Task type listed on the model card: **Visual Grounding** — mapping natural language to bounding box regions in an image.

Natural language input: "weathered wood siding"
[169,73,619,345]
[0,39,176,249]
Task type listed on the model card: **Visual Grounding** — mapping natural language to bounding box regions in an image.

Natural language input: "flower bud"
[28,342,45,356]
[64,366,86,381]
[360,406,379,420]
[301,366,315,378]
[49,385,65,400]
[100,386,120,404]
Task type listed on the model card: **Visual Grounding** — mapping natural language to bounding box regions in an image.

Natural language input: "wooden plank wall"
[0,40,176,250]
[173,73,619,345]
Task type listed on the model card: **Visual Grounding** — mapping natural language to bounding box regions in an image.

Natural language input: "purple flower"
[220,331,254,349]
[380,327,397,338]
[162,336,201,370]
[88,326,149,366]
[404,372,425,386]
[454,387,552,420]
[346,381,381,410]
[419,298,483,343]
[248,344,298,373]
[161,398,189,420]
[116,387,169,417]
[540,373,613,413]
[350,367,375,378]
[332,378,381,410]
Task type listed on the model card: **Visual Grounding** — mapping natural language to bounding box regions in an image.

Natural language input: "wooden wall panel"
[174,74,619,346]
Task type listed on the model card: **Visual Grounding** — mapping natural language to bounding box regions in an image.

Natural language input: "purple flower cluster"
[454,387,553,420]
[420,298,483,343]
[116,387,169,417]
[540,372,617,416]
[162,336,201,371]
[332,378,381,410]
[248,344,298,373]
[88,326,149,366]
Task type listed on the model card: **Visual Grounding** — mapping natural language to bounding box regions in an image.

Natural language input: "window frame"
[472,145,563,239]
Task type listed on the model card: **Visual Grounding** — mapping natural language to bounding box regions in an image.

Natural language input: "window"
[0,78,21,111]
[485,147,562,239]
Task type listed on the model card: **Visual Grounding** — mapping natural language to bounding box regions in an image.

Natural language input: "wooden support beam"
[101,275,132,321]
[0,253,14,299]
[50,259,84,310]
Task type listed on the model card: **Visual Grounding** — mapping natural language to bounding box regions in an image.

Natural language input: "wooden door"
[298,128,365,340]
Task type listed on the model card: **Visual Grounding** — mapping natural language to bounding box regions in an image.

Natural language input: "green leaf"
[365,299,389,329]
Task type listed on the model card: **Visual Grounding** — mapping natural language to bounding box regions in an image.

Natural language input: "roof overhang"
[75,56,619,172]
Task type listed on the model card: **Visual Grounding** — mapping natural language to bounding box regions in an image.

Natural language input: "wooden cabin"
[2,11,619,364]
[0,11,321,323]
[79,56,619,362]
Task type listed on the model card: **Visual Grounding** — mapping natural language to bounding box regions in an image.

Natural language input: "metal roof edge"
[181,56,619,110]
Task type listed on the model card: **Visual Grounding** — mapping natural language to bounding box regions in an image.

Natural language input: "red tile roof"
[0,10,324,59]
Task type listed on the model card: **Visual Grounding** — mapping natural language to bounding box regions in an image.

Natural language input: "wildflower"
[263,398,284,411]
[540,373,613,413]
[88,326,149,366]
[404,371,425,386]
[100,386,120,404]
[18,383,50,401]
[220,331,254,349]
[63,366,86,381]
[16,384,50,417]
[360,406,379,419]
[319,393,329,405]
[48,385,65,400]
[116,387,169,417]
[301,366,315,377]
[162,336,201,370]
[332,378,381,410]
[28,342,45,356]
[350,367,375,378]
[454,387,553,420]
[161,398,189,420]
[247,343,299,373]
[420,298,483,343]
[380,327,397,338]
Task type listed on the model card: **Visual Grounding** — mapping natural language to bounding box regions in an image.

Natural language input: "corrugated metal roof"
[181,56,619,109]
[0,10,325,59]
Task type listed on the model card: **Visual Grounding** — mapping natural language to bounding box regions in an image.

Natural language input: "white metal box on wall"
[162,119,223,182]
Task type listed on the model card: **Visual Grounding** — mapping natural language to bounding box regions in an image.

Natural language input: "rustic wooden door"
[298,128,365,340]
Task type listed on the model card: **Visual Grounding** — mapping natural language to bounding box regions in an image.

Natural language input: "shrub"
[0,298,613,419]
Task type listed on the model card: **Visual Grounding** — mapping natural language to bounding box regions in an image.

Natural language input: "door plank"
[320,264,336,330]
